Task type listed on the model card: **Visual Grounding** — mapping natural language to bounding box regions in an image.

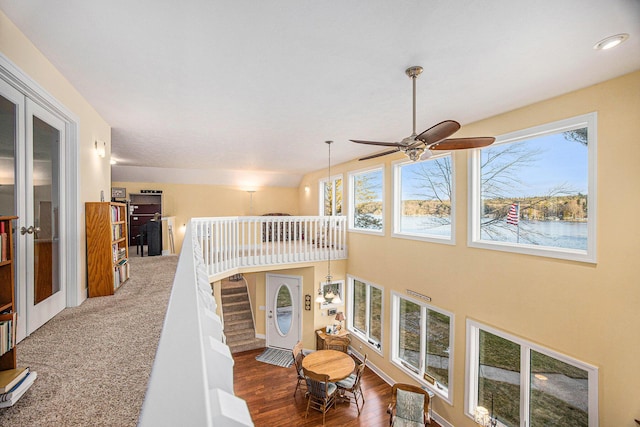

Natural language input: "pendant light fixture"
[316,140,334,305]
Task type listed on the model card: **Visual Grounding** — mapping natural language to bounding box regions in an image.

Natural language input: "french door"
[0,79,66,341]
[266,274,301,350]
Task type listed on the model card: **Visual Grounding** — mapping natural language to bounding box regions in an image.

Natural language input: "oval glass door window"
[276,285,293,335]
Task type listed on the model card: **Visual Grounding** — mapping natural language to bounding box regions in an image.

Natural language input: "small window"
[319,174,343,216]
[348,166,384,234]
[393,154,454,243]
[391,292,454,402]
[466,320,598,427]
[347,276,383,353]
[469,113,596,262]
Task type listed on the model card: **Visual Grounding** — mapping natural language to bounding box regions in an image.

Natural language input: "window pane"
[425,310,450,387]
[369,286,382,343]
[353,169,383,230]
[353,279,367,333]
[479,128,588,251]
[276,285,293,335]
[398,298,421,370]
[335,178,343,215]
[478,330,521,426]
[530,350,589,427]
[323,181,332,216]
[398,156,452,238]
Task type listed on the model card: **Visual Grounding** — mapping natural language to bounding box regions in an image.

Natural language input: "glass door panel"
[0,94,17,216]
[32,116,60,305]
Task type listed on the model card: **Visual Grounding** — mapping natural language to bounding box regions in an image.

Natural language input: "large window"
[391,292,454,402]
[319,174,342,216]
[347,276,383,353]
[469,113,596,263]
[393,154,454,243]
[348,166,384,234]
[466,320,598,427]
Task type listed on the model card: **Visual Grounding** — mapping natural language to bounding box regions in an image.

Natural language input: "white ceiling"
[1,0,639,187]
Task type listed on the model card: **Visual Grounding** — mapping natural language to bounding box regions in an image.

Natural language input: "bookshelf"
[0,216,17,371]
[86,202,130,297]
[0,215,35,407]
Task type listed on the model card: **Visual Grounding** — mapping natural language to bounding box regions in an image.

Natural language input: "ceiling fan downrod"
[406,66,423,137]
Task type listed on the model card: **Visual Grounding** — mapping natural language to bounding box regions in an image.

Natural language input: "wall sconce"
[304,185,310,194]
[95,140,106,158]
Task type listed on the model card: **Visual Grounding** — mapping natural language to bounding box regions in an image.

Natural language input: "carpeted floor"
[0,255,178,426]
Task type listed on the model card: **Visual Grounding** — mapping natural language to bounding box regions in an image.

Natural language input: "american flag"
[506,203,519,226]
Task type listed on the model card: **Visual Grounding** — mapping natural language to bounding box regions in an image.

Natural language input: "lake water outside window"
[349,167,384,232]
[468,321,597,427]
[470,113,596,262]
[394,154,454,242]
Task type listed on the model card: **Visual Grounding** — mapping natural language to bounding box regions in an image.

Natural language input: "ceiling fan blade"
[429,137,496,151]
[350,139,402,148]
[416,120,461,145]
[359,148,399,161]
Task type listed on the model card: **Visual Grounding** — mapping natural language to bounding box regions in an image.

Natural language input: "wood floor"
[233,348,440,427]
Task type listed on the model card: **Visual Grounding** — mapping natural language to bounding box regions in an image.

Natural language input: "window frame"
[348,164,385,235]
[346,275,384,355]
[390,291,455,403]
[468,113,597,263]
[319,173,343,216]
[465,319,599,427]
[392,153,456,244]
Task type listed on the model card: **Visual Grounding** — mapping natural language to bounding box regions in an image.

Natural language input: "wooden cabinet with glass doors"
[85,202,130,297]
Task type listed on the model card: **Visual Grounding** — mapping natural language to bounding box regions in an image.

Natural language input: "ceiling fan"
[351,66,495,161]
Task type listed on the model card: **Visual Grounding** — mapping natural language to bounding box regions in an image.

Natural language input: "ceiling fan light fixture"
[594,33,629,50]
[351,66,495,161]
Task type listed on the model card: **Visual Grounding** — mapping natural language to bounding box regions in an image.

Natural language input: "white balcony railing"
[139,222,253,427]
[140,215,348,426]
[192,216,348,281]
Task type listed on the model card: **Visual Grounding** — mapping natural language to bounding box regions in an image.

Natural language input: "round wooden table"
[302,350,355,382]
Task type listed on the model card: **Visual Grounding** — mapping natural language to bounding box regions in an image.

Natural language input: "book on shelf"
[0,370,37,407]
[0,367,29,393]
[0,220,6,262]
[0,312,16,355]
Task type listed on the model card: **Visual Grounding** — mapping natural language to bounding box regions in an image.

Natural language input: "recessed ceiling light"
[594,33,629,50]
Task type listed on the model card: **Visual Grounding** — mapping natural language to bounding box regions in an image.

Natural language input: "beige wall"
[111,182,298,253]
[1,11,111,303]
[245,260,347,351]
[299,70,640,426]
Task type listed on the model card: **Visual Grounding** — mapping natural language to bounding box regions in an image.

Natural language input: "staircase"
[221,277,265,353]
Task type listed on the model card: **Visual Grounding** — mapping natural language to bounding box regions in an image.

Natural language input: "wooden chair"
[303,367,338,426]
[387,383,431,426]
[336,354,367,415]
[291,341,305,396]
[324,334,350,353]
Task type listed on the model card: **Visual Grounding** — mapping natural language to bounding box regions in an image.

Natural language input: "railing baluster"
[192,216,347,279]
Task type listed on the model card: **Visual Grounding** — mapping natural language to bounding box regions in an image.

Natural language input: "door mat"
[255,347,293,368]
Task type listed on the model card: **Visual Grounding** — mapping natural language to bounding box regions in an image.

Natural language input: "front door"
[266,274,301,350]
[0,79,66,340]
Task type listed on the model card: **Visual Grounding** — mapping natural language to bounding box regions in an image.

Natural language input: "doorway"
[0,77,68,340]
[265,274,301,350]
